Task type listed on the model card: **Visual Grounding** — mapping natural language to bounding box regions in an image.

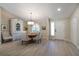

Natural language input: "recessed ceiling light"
[57,8,61,11]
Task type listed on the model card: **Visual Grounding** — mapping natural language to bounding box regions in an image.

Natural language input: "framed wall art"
[1,24,7,30]
[42,26,46,30]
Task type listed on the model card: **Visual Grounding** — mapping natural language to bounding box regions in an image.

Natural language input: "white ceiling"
[0,3,78,20]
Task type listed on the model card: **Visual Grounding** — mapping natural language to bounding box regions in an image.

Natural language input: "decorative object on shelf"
[1,24,7,30]
[42,26,46,30]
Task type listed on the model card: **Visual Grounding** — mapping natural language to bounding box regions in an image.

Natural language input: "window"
[51,21,55,36]
[16,23,20,31]
[32,24,40,32]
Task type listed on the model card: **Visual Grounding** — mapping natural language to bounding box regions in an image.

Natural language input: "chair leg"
[22,41,23,45]
[38,39,41,44]
[39,39,41,43]
[35,39,41,44]
[35,40,39,44]
[1,39,4,44]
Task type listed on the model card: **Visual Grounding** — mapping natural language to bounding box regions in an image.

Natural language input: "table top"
[28,33,37,38]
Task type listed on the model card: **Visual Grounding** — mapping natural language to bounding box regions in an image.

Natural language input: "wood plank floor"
[0,39,79,56]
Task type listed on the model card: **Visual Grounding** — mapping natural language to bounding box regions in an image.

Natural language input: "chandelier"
[27,12,34,25]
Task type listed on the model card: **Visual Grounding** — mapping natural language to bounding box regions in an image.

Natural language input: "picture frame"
[42,26,46,30]
[1,24,7,30]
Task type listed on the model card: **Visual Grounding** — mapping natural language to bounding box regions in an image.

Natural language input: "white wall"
[71,17,78,46]
[1,8,18,33]
[0,8,1,44]
[70,6,79,49]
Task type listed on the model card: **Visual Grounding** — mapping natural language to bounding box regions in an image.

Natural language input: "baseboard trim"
[64,40,79,49]
[50,39,78,49]
[64,40,78,48]
[71,42,79,50]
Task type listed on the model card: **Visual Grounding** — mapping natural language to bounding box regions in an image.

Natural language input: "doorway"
[49,19,55,40]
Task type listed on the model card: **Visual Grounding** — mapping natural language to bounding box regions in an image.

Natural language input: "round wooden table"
[28,34,37,42]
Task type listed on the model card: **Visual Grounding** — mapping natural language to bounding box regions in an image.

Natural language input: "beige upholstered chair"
[34,32,42,43]
[21,32,30,44]
[1,31,13,43]
[21,33,29,41]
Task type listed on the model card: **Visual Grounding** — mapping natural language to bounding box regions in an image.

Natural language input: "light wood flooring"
[0,39,79,56]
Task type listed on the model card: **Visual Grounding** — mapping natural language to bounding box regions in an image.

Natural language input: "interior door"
[55,20,65,40]
[49,19,65,40]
